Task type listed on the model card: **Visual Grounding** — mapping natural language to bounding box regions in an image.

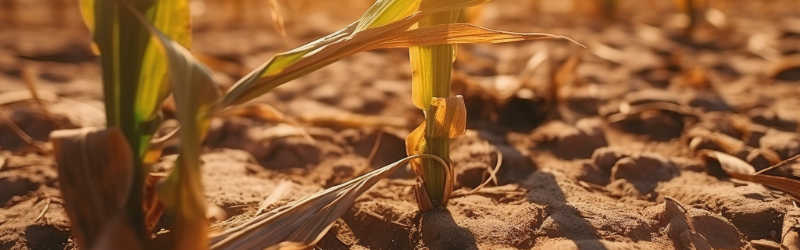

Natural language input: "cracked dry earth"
[3,0,800,249]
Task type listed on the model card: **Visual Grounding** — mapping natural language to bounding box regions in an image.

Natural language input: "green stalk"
[94,0,153,240]
[85,0,191,241]
[410,10,458,205]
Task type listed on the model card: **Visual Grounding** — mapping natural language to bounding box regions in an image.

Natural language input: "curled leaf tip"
[429,95,467,139]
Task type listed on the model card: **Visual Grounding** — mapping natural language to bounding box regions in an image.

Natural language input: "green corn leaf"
[81,0,190,155]
[80,0,191,240]
[138,0,192,125]
[216,0,490,110]
[123,2,219,249]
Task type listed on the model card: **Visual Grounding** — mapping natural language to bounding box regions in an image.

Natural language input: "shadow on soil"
[526,171,608,250]
[419,207,478,250]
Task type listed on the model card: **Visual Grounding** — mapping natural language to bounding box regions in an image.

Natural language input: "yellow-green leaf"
[355,0,422,32]
[124,2,218,249]
[137,0,192,125]
[80,0,190,159]
[80,0,192,239]
[216,0,490,110]
[409,10,459,110]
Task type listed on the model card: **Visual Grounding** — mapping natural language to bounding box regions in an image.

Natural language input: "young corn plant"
[51,1,192,249]
[50,0,577,249]
[406,8,465,211]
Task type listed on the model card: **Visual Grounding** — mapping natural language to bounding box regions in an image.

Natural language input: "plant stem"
[410,10,458,206]
[422,137,450,203]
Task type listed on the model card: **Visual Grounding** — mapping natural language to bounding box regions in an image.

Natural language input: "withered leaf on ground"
[209,154,447,250]
[700,150,800,199]
[50,127,137,250]
[756,152,800,180]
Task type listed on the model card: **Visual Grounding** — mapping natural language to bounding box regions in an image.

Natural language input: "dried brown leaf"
[700,150,800,199]
[414,175,435,212]
[428,95,467,139]
[50,127,136,249]
[699,150,757,176]
[256,180,293,216]
[755,153,800,179]
[375,23,580,50]
[209,154,447,250]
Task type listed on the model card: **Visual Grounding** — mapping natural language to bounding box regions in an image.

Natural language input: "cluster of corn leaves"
[50,0,575,249]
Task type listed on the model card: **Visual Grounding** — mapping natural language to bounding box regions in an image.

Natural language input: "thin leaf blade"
[209,154,448,250]
[124,2,219,249]
[136,0,192,126]
[377,23,584,49]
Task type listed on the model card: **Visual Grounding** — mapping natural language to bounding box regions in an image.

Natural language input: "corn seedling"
[51,0,193,248]
[49,0,576,249]
[405,7,462,211]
